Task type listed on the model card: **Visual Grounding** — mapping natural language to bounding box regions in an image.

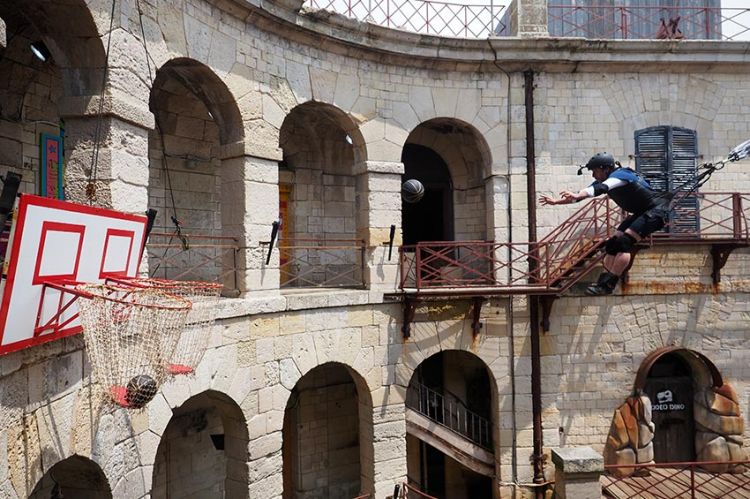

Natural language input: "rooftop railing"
[549,5,750,41]
[304,0,509,37]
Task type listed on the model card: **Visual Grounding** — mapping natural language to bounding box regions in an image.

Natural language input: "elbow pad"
[592,182,609,196]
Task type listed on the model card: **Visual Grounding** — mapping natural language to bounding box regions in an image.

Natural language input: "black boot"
[585,271,619,296]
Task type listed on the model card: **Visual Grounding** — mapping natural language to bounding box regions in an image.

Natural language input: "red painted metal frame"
[549,5,750,41]
[603,460,750,499]
[398,192,749,293]
[277,238,367,289]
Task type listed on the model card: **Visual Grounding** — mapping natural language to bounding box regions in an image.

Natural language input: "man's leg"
[586,229,640,296]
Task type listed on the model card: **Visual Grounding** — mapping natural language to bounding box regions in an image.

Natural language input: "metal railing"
[399,197,617,291]
[549,5,750,40]
[278,238,367,289]
[603,460,750,498]
[304,0,508,38]
[406,380,492,448]
[398,192,750,292]
[146,232,239,293]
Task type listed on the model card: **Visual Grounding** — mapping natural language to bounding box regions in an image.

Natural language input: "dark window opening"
[635,126,699,234]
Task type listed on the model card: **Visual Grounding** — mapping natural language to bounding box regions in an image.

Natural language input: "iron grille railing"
[406,380,492,449]
[304,0,509,38]
[278,238,367,289]
[146,232,239,294]
[398,193,750,292]
[603,460,750,499]
[549,5,750,40]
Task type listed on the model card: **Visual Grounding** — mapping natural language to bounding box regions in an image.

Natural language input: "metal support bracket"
[471,296,484,338]
[540,295,557,333]
[711,244,740,284]
[402,296,418,339]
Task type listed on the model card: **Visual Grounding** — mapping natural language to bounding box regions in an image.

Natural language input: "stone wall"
[1,0,750,498]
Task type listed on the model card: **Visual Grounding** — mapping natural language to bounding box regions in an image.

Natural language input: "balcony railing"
[603,460,750,498]
[398,192,750,292]
[304,0,508,38]
[146,232,239,294]
[278,238,367,289]
[549,5,750,40]
[406,380,492,448]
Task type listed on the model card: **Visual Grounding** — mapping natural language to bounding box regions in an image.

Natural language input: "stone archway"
[282,362,374,499]
[606,346,746,474]
[148,58,245,289]
[152,390,249,498]
[29,455,111,499]
[403,118,492,243]
[278,102,366,288]
[405,350,496,499]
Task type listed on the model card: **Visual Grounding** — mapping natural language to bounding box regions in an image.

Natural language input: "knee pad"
[605,234,636,255]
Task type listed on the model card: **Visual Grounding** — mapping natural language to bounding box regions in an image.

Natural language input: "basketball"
[125,374,158,408]
[402,179,425,203]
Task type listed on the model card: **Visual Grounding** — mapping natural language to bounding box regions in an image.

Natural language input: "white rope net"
[121,279,221,375]
[76,283,191,409]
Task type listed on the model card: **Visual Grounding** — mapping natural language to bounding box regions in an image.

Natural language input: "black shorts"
[617,207,668,237]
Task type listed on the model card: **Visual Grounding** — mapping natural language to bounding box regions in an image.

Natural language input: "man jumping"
[539,152,668,295]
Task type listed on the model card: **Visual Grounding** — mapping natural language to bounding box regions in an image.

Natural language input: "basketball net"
[113,278,221,375]
[76,283,191,408]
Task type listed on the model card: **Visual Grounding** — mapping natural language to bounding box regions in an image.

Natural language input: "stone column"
[551,447,604,499]
[509,0,549,37]
[62,106,153,213]
[355,161,403,293]
[220,150,280,296]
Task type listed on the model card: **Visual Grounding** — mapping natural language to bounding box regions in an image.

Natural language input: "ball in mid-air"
[401,179,425,203]
[125,374,158,408]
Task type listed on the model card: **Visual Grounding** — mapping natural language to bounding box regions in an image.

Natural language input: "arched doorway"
[642,352,695,462]
[152,390,249,498]
[406,350,495,499]
[629,346,747,469]
[148,58,243,290]
[30,455,111,498]
[402,143,454,245]
[282,362,374,499]
[278,103,366,288]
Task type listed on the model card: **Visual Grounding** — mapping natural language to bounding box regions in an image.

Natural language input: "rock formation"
[604,394,655,477]
[694,383,747,473]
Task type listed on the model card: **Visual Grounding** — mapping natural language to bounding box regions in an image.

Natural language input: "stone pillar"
[62,111,152,213]
[509,0,549,37]
[355,161,403,293]
[221,151,280,295]
[371,403,408,498]
[551,447,604,499]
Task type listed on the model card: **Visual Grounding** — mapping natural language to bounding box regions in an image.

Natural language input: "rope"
[86,0,117,203]
[134,0,188,273]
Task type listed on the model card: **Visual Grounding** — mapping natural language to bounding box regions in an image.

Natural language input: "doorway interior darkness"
[643,352,696,462]
[401,143,454,245]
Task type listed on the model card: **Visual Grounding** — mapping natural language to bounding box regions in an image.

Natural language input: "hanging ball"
[401,179,425,204]
[125,374,158,409]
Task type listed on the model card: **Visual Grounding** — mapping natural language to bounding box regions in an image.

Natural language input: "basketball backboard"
[0,195,149,355]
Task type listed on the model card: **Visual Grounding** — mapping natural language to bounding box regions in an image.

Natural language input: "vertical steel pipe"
[524,69,545,498]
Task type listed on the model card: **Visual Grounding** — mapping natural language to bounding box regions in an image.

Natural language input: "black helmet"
[586,152,615,170]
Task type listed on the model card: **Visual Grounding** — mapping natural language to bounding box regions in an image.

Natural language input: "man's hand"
[559,190,582,203]
[538,194,558,206]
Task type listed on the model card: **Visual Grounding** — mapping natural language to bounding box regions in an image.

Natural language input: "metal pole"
[524,69,546,498]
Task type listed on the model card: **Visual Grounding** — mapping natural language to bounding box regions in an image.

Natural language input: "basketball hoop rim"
[44,281,192,311]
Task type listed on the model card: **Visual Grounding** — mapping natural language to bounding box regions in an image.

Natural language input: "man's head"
[586,152,616,181]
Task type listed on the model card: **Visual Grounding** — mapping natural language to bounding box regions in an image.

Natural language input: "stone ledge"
[551,447,604,474]
[214,288,389,320]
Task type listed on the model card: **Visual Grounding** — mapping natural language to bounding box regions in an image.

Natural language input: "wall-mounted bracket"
[711,243,741,284]
[402,296,419,339]
[471,296,484,338]
[540,295,557,333]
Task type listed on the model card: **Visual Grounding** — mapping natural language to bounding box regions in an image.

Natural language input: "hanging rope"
[86,0,117,203]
